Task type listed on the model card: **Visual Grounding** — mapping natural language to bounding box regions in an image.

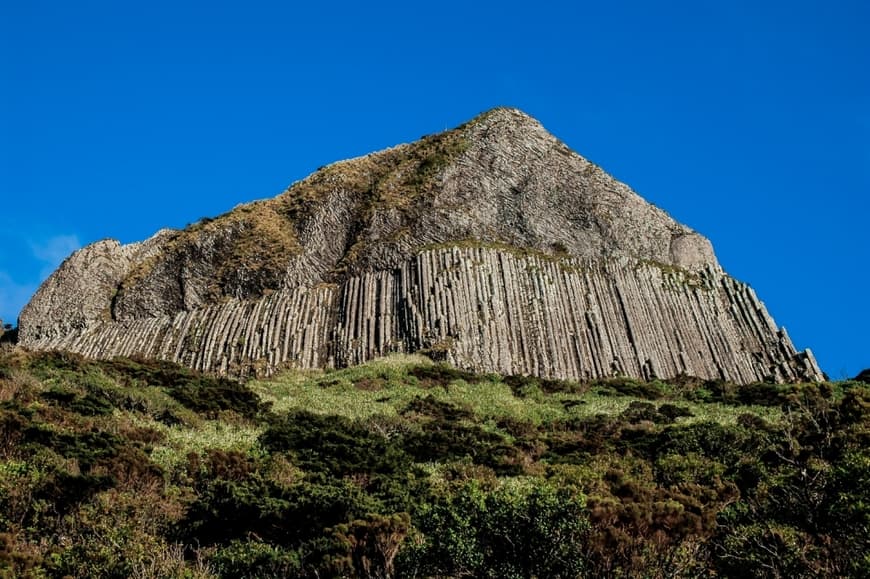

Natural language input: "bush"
[261,410,411,480]
[401,480,588,578]
[41,387,113,416]
[400,394,473,421]
[168,377,267,419]
[403,416,524,475]
[209,539,302,577]
[407,364,484,388]
[328,513,412,579]
[180,474,380,548]
[106,357,269,418]
[0,351,865,577]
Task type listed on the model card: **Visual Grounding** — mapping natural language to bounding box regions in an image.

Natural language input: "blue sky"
[1,1,867,377]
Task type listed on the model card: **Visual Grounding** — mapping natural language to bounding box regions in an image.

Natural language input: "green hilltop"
[1,348,868,577]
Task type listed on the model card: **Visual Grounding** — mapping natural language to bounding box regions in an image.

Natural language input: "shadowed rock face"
[19,108,823,383]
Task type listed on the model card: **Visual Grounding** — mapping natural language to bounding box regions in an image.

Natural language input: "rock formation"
[19,108,823,383]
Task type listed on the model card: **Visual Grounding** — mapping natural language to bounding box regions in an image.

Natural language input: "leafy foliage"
[0,349,867,577]
[402,479,589,578]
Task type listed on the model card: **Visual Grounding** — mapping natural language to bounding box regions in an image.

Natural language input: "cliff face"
[19,108,823,383]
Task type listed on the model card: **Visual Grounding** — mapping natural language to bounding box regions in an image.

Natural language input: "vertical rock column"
[22,245,823,383]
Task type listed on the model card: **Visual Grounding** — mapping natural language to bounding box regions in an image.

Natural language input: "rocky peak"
[18,109,822,383]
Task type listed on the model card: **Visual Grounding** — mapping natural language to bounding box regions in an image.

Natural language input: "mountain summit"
[19,108,822,383]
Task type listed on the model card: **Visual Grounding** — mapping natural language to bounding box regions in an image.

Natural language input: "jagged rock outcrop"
[19,108,823,383]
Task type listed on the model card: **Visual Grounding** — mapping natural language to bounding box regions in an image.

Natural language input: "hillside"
[18,109,822,384]
[1,349,867,577]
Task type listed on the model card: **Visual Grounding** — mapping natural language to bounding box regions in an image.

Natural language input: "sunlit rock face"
[19,108,823,383]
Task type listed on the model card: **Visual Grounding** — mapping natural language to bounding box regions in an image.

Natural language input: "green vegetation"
[1,349,867,577]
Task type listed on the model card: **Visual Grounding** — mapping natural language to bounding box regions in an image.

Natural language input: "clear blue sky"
[1,1,867,378]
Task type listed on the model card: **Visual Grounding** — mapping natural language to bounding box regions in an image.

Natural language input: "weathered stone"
[18,108,824,383]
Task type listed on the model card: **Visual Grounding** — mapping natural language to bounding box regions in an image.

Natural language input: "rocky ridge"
[19,108,823,383]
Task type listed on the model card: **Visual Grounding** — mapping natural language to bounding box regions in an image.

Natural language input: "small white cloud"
[0,233,82,326]
[0,271,37,326]
[29,234,81,279]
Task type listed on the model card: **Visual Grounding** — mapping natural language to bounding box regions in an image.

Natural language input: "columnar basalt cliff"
[19,108,823,383]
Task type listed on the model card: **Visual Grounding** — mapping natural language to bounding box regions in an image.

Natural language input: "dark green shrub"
[168,377,267,419]
[690,378,737,403]
[23,426,121,469]
[209,539,302,577]
[103,356,269,419]
[654,421,757,466]
[402,418,523,475]
[70,392,115,416]
[40,387,76,405]
[583,464,735,577]
[327,513,412,579]
[105,356,197,388]
[736,412,772,431]
[737,382,795,406]
[544,414,620,463]
[98,446,164,489]
[400,395,473,421]
[408,364,484,388]
[26,351,88,374]
[181,475,379,547]
[620,400,662,423]
[261,411,410,479]
[35,470,114,514]
[495,416,540,439]
[658,403,693,421]
[41,387,113,416]
[401,480,588,578]
[188,448,257,482]
[839,384,870,425]
[710,385,870,577]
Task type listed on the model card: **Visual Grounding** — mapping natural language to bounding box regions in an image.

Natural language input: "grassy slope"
[1,349,867,578]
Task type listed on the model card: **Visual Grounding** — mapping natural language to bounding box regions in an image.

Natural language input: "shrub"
[209,539,302,577]
[620,400,662,423]
[401,480,588,578]
[400,395,473,421]
[180,475,380,548]
[0,532,42,576]
[659,403,694,421]
[261,410,411,479]
[104,357,269,419]
[328,513,412,579]
[41,388,113,416]
[168,377,267,419]
[402,417,524,475]
[407,364,484,388]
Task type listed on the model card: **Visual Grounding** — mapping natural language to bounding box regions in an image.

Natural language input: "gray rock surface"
[18,108,823,383]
